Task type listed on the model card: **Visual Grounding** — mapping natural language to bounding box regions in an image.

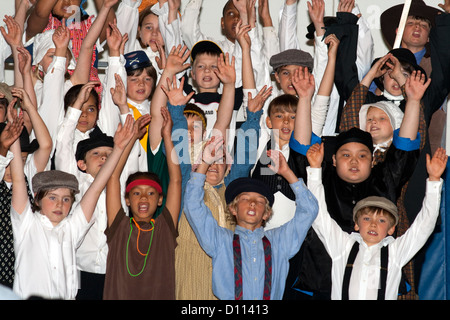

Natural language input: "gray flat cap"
[270,49,314,72]
[32,170,79,195]
[353,196,398,226]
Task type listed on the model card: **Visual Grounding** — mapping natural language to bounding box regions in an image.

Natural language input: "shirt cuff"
[392,128,421,151]
[306,166,322,182]
[289,132,322,155]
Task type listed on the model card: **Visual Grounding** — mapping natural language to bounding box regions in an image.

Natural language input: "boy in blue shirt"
[184,142,318,300]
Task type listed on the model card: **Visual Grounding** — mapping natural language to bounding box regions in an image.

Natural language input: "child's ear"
[221,17,225,31]
[354,223,359,232]
[274,72,281,84]
[77,160,87,172]
[387,225,396,236]
[265,116,273,129]
[332,154,337,167]
[157,194,163,206]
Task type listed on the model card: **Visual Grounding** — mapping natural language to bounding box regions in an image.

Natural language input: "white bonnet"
[359,100,404,131]
[32,29,75,70]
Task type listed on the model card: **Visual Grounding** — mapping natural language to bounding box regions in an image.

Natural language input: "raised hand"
[214,52,236,85]
[0,100,24,153]
[113,114,135,150]
[426,147,448,181]
[267,149,297,183]
[324,33,340,59]
[133,114,151,141]
[306,143,324,168]
[235,19,252,51]
[10,87,34,112]
[0,15,23,48]
[110,74,129,113]
[106,19,124,56]
[160,75,195,106]
[52,19,70,50]
[292,66,315,99]
[17,46,32,77]
[160,106,173,141]
[202,135,225,165]
[165,44,191,75]
[404,70,431,102]
[247,85,272,113]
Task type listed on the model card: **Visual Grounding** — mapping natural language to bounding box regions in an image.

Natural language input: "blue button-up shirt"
[183,172,318,300]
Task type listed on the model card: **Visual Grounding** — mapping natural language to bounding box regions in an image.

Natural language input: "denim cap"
[225,177,274,207]
[124,50,152,72]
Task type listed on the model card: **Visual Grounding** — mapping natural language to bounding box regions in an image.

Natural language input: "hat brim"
[380,2,442,48]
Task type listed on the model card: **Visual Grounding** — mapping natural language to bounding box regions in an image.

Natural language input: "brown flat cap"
[353,196,398,226]
[32,170,79,195]
[270,49,314,72]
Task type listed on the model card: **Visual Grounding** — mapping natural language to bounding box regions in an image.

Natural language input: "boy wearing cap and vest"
[282,72,421,299]
[9,113,135,300]
[305,141,446,300]
[183,136,318,300]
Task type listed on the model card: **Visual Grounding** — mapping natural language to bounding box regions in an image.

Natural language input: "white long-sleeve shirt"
[306,166,443,300]
[11,201,94,300]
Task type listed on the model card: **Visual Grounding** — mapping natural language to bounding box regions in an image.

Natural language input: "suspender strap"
[342,242,359,300]
[378,246,388,300]
[342,242,389,300]
[233,234,272,300]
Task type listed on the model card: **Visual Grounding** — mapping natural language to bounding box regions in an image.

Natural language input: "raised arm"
[160,106,182,227]
[24,0,58,42]
[212,53,236,138]
[106,114,151,226]
[8,103,28,215]
[400,70,431,140]
[292,67,315,145]
[11,87,52,173]
[149,45,191,151]
[82,115,135,223]
[70,0,119,86]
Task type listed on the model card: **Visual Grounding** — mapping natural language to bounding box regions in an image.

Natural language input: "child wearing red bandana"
[102,106,181,300]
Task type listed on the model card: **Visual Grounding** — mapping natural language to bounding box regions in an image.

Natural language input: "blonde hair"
[354,206,396,228]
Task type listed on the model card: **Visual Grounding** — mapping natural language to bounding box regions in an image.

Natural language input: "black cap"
[225,177,274,207]
[334,127,373,154]
[75,126,114,161]
[190,40,223,63]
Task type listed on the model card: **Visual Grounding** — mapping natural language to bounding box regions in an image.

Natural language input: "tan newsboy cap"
[353,196,398,226]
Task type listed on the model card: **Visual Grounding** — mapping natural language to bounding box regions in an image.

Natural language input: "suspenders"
[342,242,388,300]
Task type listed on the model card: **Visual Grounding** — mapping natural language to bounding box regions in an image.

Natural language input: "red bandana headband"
[125,179,163,194]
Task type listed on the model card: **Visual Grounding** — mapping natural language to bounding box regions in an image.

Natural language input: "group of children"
[0,0,447,301]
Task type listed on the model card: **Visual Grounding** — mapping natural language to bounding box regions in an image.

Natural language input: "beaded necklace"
[126,218,155,277]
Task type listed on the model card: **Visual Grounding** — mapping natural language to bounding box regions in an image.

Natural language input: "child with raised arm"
[10,113,135,300]
[103,107,181,300]
[306,142,447,300]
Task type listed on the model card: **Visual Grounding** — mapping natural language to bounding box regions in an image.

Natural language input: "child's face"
[400,17,430,50]
[127,71,154,104]
[382,69,407,96]
[39,187,73,226]
[333,142,373,184]
[266,109,296,148]
[138,13,164,53]
[364,107,393,145]
[3,152,28,183]
[76,95,98,133]
[354,210,396,246]
[77,146,113,177]
[126,184,163,222]
[274,65,301,96]
[230,192,270,231]
[221,2,240,42]
[191,54,221,93]
[52,0,82,19]
[185,114,205,145]
[205,160,228,186]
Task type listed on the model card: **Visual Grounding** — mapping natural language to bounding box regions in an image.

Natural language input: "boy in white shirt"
[305,142,447,300]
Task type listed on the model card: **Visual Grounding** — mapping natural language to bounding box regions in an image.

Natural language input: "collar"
[382,90,403,105]
[373,138,392,154]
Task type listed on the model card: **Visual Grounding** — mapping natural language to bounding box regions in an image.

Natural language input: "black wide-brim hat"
[380,0,442,48]
[225,177,274,207]
[372,47,427,91]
